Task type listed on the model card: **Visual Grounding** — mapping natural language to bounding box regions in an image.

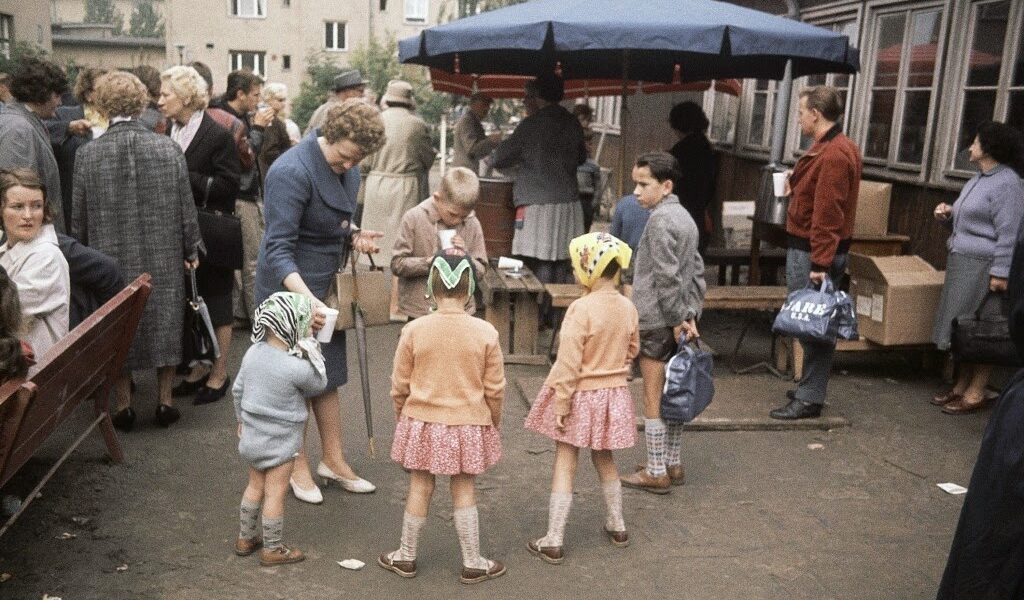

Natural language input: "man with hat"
[304,69,368,136]
[453,92,501,172]
[359,79,435,320]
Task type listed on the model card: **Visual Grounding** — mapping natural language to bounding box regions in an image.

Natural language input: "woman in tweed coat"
[72,71,202,430]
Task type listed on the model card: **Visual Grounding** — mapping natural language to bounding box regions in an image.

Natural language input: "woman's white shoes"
[289,478,323,505]
[316,462,377,494]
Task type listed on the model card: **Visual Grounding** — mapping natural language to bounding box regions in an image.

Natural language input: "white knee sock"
[394,512,426,562]
[453,505,489,570]
[601,480,625,532]
[538,491,573,547]
[644,418,667,476]
[666,422,684,467]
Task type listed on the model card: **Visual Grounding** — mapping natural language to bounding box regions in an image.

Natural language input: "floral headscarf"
[569,231,632,288]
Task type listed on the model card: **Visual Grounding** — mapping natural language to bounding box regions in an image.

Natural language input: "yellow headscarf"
[569,232,632,288]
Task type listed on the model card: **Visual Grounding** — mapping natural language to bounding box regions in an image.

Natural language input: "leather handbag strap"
[187,266,200,305]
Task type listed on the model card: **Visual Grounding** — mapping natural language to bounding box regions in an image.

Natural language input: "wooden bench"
[704,247,786,286]
[479,265,549,365]
[0,274,152,537]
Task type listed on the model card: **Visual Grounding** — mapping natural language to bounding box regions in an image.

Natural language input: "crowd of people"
[0,51,1023,594]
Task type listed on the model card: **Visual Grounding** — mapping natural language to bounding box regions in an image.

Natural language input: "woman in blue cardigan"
[256,99,385,503]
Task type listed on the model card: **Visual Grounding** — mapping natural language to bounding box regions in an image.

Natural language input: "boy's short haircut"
[635,151,680,184]
[430,267,472,300]
[438,167,480,210]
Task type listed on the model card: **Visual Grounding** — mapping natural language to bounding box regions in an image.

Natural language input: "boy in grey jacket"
[621,152,706,495]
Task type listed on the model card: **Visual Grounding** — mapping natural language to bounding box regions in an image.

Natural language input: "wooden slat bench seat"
[0,274,152,537]
[704,247,786,286]
[479,265,549,365]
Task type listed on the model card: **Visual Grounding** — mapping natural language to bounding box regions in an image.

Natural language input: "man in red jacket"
[771,86,862,420]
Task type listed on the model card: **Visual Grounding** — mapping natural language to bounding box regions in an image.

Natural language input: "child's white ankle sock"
[601,480,626,532]
[395,512,425,561]
[239,498,260,540]
[262,515,283,550]
[453,505,489,570]
[645,418,667,476]
[539,491,573,547]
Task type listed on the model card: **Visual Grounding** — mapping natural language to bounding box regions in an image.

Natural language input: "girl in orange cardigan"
[379,250,507,585]
[525,232,640,563]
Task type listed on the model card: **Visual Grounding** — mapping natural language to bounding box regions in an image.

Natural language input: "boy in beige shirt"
[391,167,488,319]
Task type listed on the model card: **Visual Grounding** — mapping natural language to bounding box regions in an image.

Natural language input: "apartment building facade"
[0,2,52,58]
[164,0,454,97]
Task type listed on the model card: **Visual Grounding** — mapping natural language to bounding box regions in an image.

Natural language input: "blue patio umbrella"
[399,0,859,80]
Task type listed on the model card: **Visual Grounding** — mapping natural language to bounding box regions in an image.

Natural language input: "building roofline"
[51,35,165,49]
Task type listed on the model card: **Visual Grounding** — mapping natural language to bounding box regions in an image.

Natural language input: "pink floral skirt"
[391,416,502,475]
[525,386,636,450]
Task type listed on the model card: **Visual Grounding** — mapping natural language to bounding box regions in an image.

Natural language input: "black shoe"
[193,377,230,405]
[111,407,136,432]
[155,404,181,427]
[786,390,796,401]
[769,399,822,420]
[172,374,209,397]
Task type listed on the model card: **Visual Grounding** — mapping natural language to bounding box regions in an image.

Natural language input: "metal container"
[755,166,789,226]
[476,177,515,258]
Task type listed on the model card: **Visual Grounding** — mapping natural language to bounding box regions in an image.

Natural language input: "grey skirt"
[931,253,992,350]
[512,202,583,261]
[238,410,305,470]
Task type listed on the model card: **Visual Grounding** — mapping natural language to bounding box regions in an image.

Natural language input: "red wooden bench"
[0,273,152,536]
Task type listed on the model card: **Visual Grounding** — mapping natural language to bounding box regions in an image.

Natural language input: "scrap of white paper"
[337,559,365,570]
[937,483,967,495]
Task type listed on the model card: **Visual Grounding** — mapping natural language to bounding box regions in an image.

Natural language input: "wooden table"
[479,265,548,365]
[748,218,910,284]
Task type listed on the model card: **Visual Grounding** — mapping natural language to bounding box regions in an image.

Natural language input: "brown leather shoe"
[259,545,305,567]
[667,465,685,486]
[234,537,262,557]
[460,559,507,584]
[621,468,671,494]
[377,552,417,578]
[604,527,629,548]
[930,390,962,406]
[527,539,564,564]
[942,396,992,415]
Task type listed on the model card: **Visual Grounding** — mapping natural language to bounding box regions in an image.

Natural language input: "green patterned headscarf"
[252,292,326,379]
[425,249,476,305]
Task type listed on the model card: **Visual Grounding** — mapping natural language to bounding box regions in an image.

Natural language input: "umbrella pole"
[440,112,448,178]
[616,51,629,198]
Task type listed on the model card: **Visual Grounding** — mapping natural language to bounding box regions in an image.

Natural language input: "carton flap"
[848,253,935,283]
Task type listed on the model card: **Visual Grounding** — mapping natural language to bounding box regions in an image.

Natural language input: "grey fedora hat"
[332,69,368,91]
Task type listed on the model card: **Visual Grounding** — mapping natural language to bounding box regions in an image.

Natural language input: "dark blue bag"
[660,339,714,423]
[772,275,841,344]
[835,290,859,341]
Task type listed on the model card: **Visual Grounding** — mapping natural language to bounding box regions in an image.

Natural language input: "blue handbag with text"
[772,275,841,344]
[660,339,715,423]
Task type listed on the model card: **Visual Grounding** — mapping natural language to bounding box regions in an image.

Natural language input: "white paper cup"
[316,307,340,343]
[438,229,457,250]
[497,256,523,270]
[772,171,788,197]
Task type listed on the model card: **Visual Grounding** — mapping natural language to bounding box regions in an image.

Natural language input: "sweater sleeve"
[296,361,329,398]
[809,154,853,270]
[390,213,434,277]
[490,124,525,170]
[989,179,1024,278]
[390,325,414,419]
[627,305,640,361]
[547,303,586,416]
[483,329,506,427]
[232,364,245,422]
[466,218,489,276]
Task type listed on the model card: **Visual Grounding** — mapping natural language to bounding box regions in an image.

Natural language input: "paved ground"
[0,310,987,599]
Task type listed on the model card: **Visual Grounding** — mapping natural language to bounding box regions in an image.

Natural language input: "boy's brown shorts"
[639,327,678,362]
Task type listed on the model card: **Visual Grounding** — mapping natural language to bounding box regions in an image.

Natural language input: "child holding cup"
[391,167,488,319]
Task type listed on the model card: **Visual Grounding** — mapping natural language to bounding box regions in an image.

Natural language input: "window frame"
[325,21,348,52]
[703,86,740,148]
[933,0,1024,183]
[853,0,949,182]
[738,79,778,154]
[404,0,430,24]
[230,0,266,19]
[0,14,12,60]
[229,50,267,78]
[587,96,622,134]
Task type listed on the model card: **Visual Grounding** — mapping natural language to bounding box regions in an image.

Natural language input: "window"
[792,18,858,154]
[586,96,621,133]
[230,51,266,77]
[705,89,738,146]
[325,21,347,51]
[946,0,1024,173]
[0,14,12,60]
[231,0,265,17]
[282,54,291,71]
[862,5,945,170]
[745,79,777,150]
[405,0,429,23]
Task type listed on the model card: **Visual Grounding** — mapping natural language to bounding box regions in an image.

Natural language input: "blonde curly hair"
[160,65,209,113]
[93,71,149,118]
[321,99,386,154]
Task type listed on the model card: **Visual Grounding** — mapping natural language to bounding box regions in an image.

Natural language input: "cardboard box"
[848,253,945,345]
[854,180,892,236]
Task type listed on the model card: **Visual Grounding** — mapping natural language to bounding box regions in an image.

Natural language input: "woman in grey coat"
[72,71,202,430]
[256,99,385,503]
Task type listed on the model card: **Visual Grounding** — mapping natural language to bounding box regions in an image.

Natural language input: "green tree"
[83,0,124,35]
[128,0,165,38]
[291,52,344,131]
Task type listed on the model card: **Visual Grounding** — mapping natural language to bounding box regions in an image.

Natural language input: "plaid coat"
[72,120,202,370]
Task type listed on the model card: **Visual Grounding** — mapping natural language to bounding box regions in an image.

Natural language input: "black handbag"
[196,177,243,270]
[180,267,221,368]
[952,292,1022,367]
